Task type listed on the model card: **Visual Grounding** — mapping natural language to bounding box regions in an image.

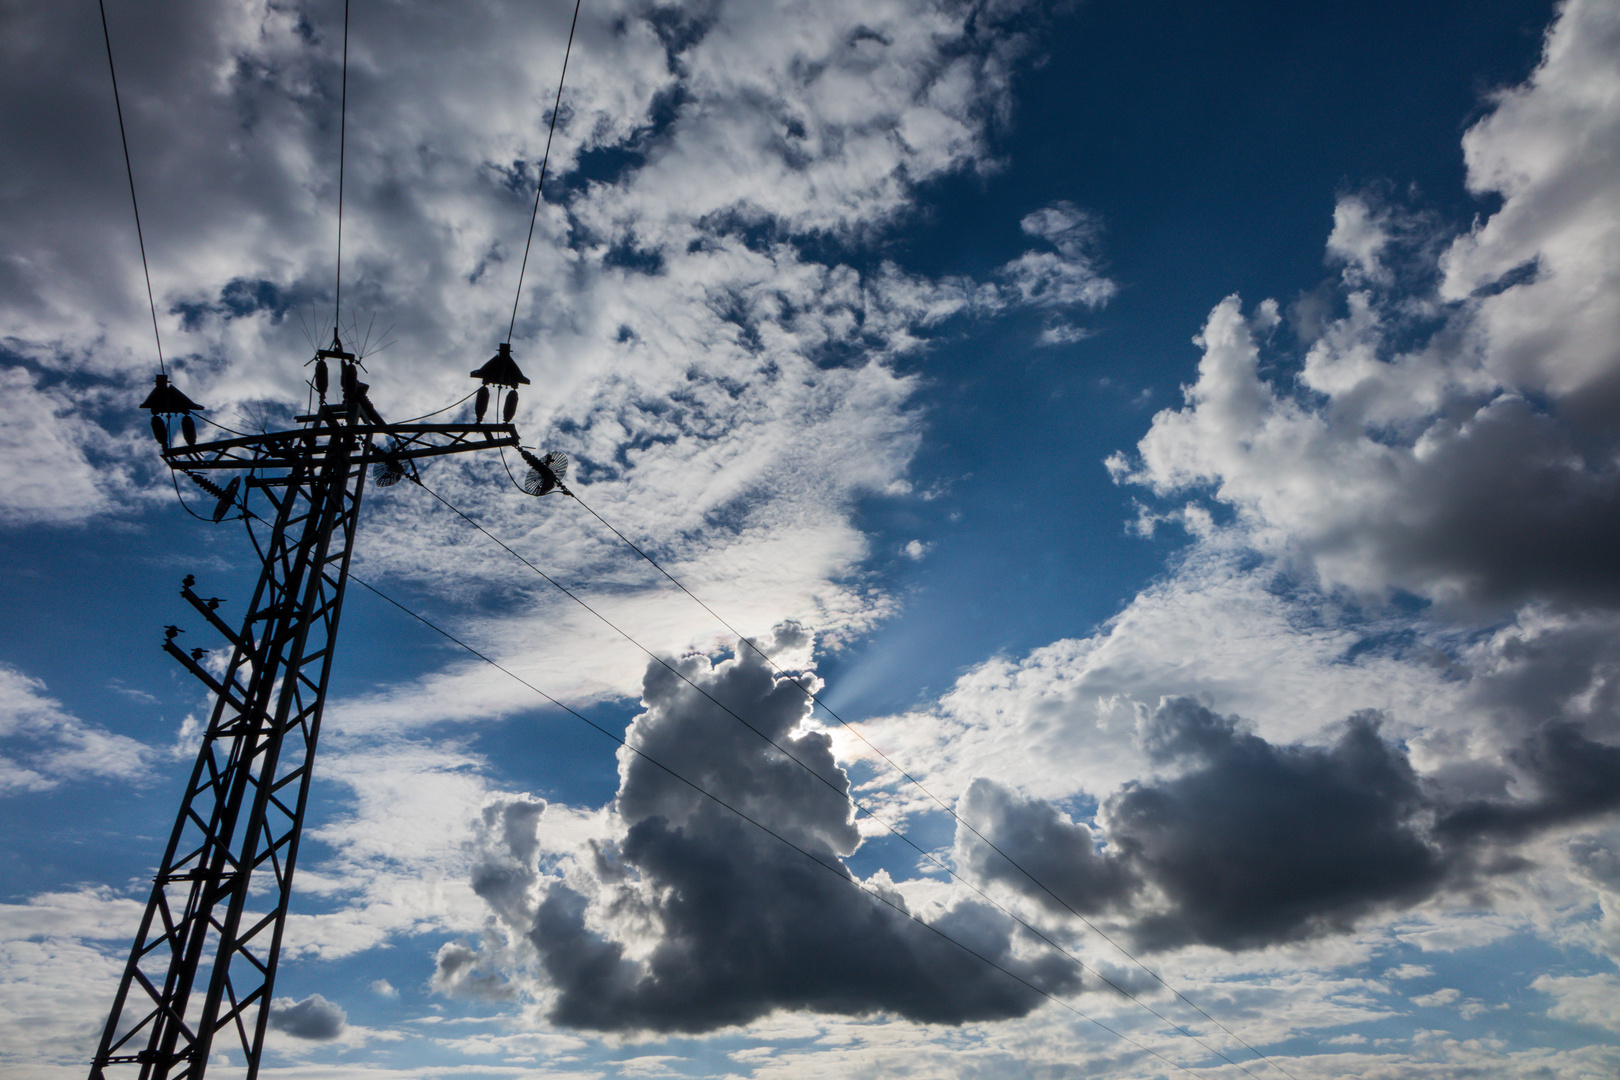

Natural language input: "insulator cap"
[503,388,519,423]
[471,343,530,388]
[151,414,169,446]
[181,415,197,446]
[139,372,204,415]
[474,385,490,422]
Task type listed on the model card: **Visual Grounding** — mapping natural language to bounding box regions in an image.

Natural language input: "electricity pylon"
[90,350,524,1080]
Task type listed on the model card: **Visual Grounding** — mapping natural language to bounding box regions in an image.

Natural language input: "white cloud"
[1533,972,1620,1032]
[1326,195,1392,284]
[1111,0,1620,616]
[1411,987,1461,1007]
[0,664,158,792]
[1,0,1115,724]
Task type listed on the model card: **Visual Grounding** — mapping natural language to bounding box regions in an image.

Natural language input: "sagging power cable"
[348,572,1220,1079]
[333,0,351,332]
[562,488,1300,1080]
[98,0,166,378]
[412,480,1265,1078]
[505,0,584,345]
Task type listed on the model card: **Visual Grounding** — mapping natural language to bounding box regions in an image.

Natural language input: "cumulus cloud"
[949,691,1620,952]
[267,993,347,1040]
[925,0,1620,960]
[1533,973,1620,1033]
[1106,702,1444,949]
[439,627,1079,1033]
[1109,0,1620,616]
[955,778,1135,916]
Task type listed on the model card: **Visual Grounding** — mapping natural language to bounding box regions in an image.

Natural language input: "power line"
[563,489,1300,1080]
[98,0,166,378]
[347,572,1220,1079]
[333,0,351,331]
[506,0,584,345]
[411,480,1263,1076]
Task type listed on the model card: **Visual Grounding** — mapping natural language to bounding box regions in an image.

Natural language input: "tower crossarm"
[163,421,519,471]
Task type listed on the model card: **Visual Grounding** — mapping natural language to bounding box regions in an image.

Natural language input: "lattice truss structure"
[90,399,517,1080]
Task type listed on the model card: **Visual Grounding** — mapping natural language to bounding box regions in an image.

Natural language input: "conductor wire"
[350,572,1218,1080]
[563,488,1299,1080]
[416,480,1262,1077]
[98,0,166,377]
[506,0,584,345]
[333,0,351,333]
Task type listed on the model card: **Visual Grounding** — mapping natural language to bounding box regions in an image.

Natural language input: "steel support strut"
[89,410,519,1080]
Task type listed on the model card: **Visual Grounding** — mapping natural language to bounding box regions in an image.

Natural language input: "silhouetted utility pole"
[90,345,525,1080]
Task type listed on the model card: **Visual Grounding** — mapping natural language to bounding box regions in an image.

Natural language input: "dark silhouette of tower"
[90,372,519,1080]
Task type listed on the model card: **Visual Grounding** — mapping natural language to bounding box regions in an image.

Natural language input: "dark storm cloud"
[444,627,1080,1034]
[956,778,1136,915]
[534,807,1074,1032]
[959,698,1620,952]
[528,628,1078,1032]
[1435,723,1620,843]
[267,994,346,1040]
[1322,396,1620,613]
[1108,701,1446,950]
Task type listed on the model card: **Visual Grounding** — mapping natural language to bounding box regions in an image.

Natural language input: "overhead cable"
[506,0,584,345]
[564,488,1300,1080]
[349,572,1220,1079]
[414,480,1262,1077]
[333,0,351,331]
[98,0,167,378]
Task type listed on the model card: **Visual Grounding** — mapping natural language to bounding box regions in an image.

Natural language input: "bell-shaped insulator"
[503,389,519,423]
[181,414,197,446]
[474,385,490,423]
[151,414,169,446]
[314,358,329,399]
[341,361,358,397]
[470,343,531,389]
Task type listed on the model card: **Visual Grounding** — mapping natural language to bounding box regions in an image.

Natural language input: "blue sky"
[4,0,1620,1077]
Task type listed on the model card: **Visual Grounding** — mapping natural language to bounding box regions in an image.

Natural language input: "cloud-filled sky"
[4,0,1620,1076]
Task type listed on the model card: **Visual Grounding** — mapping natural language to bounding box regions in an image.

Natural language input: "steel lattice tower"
[90,372,521,1080]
